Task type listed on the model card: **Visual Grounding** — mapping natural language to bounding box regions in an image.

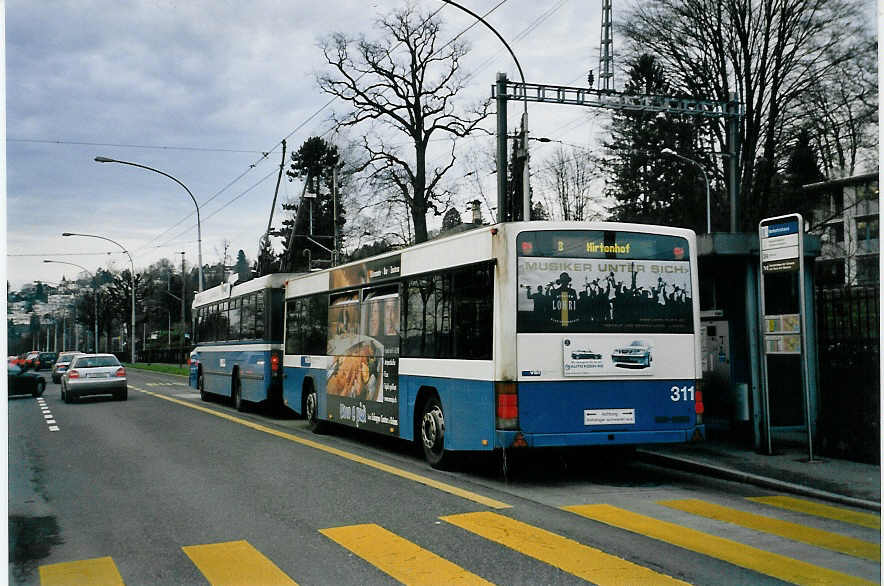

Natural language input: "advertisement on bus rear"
[517,257,693,334]
[325,293,400,436]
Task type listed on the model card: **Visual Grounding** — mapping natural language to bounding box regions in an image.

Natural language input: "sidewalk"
[637,438,881,512]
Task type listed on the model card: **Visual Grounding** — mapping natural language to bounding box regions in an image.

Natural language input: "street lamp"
[661,148,711,234]
[62,233,136,364]
[43,260,99,353]
[94,156,204,291]
[439,0,531,221]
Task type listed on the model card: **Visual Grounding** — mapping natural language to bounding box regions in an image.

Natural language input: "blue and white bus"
[282,221,704,467]
[189,273,299,411]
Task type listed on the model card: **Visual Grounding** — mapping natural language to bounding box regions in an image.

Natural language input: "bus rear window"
[517,230,693,334]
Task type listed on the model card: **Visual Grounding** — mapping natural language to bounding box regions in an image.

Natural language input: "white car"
[611,340,652,368]
[62,353,128,402]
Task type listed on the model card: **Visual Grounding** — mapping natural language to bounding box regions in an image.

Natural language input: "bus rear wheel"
[305,385,326,434]
[420,396,451,469]
[232,376,245,412]
[198,373,208,402]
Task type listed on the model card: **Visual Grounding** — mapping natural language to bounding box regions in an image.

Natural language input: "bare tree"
[317,4,489,243]
[620,0,876,229]
[802,34,878,177]
[537,146,606,221]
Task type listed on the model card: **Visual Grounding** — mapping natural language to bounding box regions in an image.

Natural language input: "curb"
[636,449,881,513]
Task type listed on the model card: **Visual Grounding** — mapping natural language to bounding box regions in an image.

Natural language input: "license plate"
[86,372,109,378]
[584,408,635,425]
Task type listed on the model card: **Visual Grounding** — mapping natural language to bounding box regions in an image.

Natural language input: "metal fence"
[815,285,879,463]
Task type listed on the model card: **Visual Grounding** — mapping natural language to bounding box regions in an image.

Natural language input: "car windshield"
[74,356,121,368]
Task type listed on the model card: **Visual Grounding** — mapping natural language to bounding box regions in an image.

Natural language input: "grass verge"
[124,362,189,377]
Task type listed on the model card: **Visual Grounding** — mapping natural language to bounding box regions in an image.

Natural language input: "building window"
[856,255,880,285]
[856,180,879,203]
[815,259,845,287]
[830,189,844,215]
[827,223,844,244]
[856,216,879,252]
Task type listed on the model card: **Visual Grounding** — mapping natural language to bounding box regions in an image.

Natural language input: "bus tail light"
[495,382,519,430]
[694,384,704,424]
[270,350,282,379]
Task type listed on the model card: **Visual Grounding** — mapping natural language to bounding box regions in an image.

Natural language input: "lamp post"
[661,148,711,234]
[440,0,531,221]
[43,260,98,353]
[62,232,136,364]
[94,156,204,291]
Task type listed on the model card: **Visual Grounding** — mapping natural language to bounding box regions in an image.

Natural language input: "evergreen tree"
[604,54,717,232]
[442,208,462,231]
[234,250,251,283]
[280,137,345,272]
[780,128,826,223]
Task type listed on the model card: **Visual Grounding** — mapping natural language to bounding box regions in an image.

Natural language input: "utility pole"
[179,252,186,367]
[598,0,614,92]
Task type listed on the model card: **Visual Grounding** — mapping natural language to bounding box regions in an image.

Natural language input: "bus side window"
[229,298,242,341]
[308,294,329,354]
[242,294,256,340]
[255,294,265,339]
[285,299,303,355]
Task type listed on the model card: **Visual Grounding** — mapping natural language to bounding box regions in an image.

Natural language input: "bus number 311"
[670,385,696,402]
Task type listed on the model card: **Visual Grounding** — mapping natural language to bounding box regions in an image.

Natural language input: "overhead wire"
[7,138,264,154]
[148,0,512,255]
[139,0,582,259]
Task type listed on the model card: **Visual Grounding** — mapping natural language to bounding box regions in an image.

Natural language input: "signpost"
[758,214,813,460]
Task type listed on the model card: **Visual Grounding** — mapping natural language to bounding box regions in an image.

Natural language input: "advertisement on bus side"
[326,293,401,436]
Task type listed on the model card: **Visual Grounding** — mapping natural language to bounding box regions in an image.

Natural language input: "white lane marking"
[175,393,202,399]
[39,400,59,432]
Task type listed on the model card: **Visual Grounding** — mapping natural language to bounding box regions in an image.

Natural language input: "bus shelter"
[696,232,821,454]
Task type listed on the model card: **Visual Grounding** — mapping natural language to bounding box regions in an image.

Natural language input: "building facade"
[804,172,879,287]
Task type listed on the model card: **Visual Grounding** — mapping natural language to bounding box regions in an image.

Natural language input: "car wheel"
[304,384,326,433]
[198,373,208,402]
[61,383,68,403]
[33,380,45,398]
[420,396,452,469]
[232,376,245,412]
[117,388,128,401]
[52,375,59,384]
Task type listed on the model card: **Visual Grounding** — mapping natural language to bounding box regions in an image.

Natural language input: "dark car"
[38,352,57,370]
[52,351,81,384]
[8,364,46,397]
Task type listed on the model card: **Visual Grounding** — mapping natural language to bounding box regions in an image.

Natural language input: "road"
[9,367,880,585]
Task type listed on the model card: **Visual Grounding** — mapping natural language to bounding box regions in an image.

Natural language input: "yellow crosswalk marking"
[565,504,876,586]
[660,498,879,561]
[39,556,125,585]
[440,511,687,585]
[748,495,881,530]
[320,523,492,585]
[182,540,297,586]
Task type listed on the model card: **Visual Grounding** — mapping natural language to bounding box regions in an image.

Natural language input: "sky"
[5,0,619,291]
